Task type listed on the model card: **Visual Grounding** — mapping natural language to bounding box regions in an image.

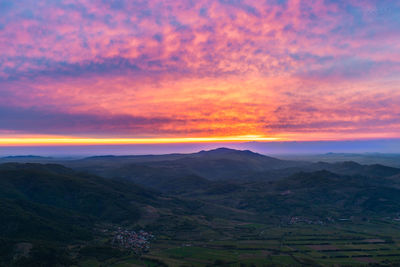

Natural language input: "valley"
[2,148,400,266]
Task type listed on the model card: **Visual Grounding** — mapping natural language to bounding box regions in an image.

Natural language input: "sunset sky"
[1,0,399,146]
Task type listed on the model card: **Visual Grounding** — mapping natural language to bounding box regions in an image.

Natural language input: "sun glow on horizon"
[1,132,399,146]
[0,135,282,146]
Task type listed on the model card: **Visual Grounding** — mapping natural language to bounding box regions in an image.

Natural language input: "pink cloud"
[0,0,399,139]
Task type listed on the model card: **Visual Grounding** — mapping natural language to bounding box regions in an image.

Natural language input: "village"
[111,228,155,254]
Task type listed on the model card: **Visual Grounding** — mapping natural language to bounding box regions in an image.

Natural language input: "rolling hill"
[61,148,307,191]
[0,163,171,243]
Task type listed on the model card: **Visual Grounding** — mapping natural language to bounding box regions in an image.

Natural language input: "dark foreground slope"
[0,161,268,266]
[0,163,159,241]
[0,163,197,266]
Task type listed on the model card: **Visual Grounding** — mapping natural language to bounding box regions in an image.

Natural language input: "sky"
[0,0,399,146]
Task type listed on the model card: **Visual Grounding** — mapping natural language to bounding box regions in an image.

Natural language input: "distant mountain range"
[3,148,400,193]
[52,148,399,192]
[62,148,305,186]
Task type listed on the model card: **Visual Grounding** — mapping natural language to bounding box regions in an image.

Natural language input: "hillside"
[63,148,306,190]
[310,161,400,177]
[279,153,400,168]
[186,169,400,220]
[0,163,166,243]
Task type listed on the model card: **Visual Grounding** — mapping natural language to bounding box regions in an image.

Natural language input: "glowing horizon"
[0,135,280,146]
[1,133,400,146]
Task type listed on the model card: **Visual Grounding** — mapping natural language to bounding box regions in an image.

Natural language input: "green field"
[73,219,400,267]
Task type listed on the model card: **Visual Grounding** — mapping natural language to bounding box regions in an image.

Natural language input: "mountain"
[310,161,400,178]
[188,169,400,220]
[271,170,400,216]
[0,163,166,243]
[103,163,213,193]
[0,155,55,164]
[2,155,47,159]
[168,148,301,171]
[5,149,399,193]
[278,153,400,168]
[50,148,400,193]
[240,160,400,182]
[64,148,306,186]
